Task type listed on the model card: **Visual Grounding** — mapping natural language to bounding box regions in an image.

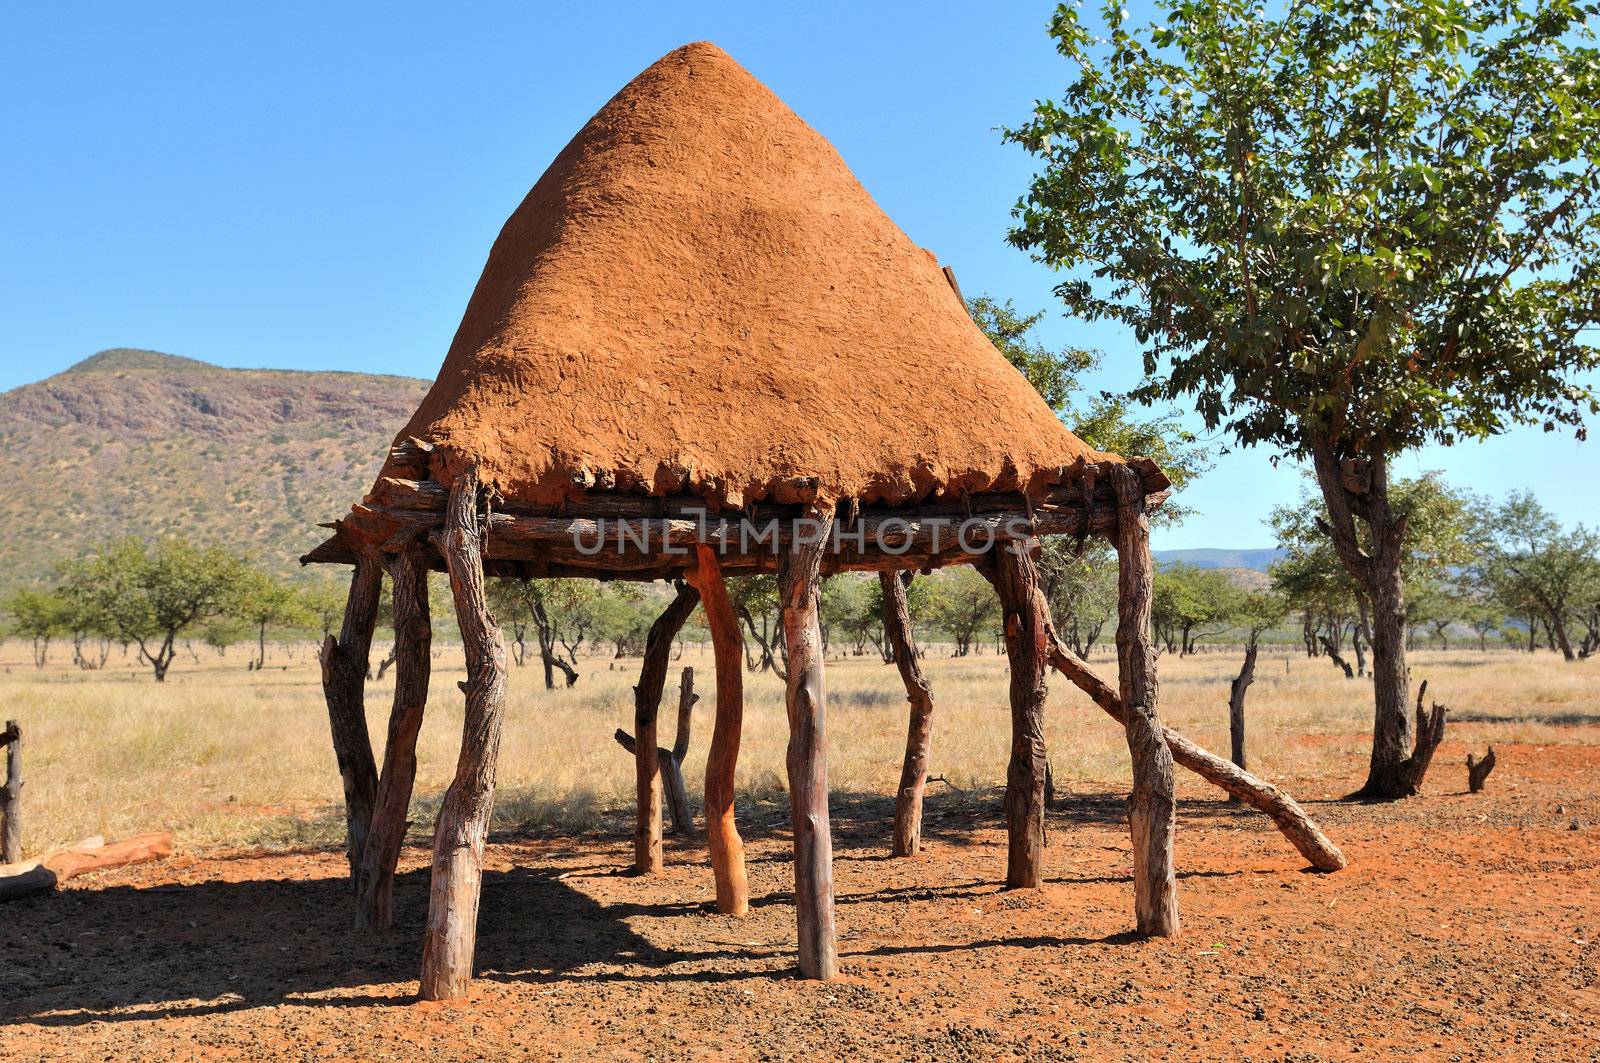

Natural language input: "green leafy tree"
[1039,539,1118,656]
[1152,562,1241,655]
[58,538,251,681]
[728,575,785,674]
[926,567,1000,657]
[235,570,308,670]
[971,293,1209,514]
[3,588,70,668]
[1009,0,1600,798]
[1272,473,1473,673]
[199,616,252,658]
[1470,491,1600,660]
[300,581,349,641]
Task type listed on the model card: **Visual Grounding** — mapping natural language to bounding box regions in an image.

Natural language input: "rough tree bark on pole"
[987,546,1050,889]
[318,553,382,888]
[420,468,511,1001]
[780,517,837,979]
[631,583,701,874]
[1,720,21,865]
[354,540,433,931]
[881,571,936,857]
[684,543,749,916]
[1112,464,1180,937]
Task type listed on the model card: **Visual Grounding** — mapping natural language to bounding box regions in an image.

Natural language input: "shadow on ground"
[1,787,1280,1028]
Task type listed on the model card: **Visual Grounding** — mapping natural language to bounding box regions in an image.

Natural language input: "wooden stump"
[780,526,837,979]
[684,544,748,916]
[318,556,382,888]
[420,469,510,1001]
[1,721,20,865]
[1467,746,1496,793]
[1227,634,1260,804]
[355,541,433,931]
[664,668,699,837]
[988,547,1050,889]
[632,584,701,874]
[1397,680,1449,793]
[1112,465,1180,937]
[882,572,936,858]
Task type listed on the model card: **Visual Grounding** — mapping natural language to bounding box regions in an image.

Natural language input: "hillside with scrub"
[0,349,429,591]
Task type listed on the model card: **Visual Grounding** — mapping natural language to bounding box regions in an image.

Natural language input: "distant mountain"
[1153,547,1282,572]
[0,349,430,591]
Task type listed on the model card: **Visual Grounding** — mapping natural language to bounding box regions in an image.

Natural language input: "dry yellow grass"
[1,638,1593,857]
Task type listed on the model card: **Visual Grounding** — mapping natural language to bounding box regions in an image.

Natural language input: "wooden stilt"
[354,540,433,930]
[420,468,510,1000]
[988,546,1050,889]
[780,526,837,979]
[632,583,701,874]
[1112,464,1180,937]
[684,543,748,916]
[318,554,382,888]
[882,572,935,858]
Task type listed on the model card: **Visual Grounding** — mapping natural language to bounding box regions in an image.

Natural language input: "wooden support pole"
[780,524,837,979]
[684,543,749,916]
[882,572,935,857]
[1112,465,1180,937]
[1,721,21,865]
[632,583,701,874]
[319,555,382,888]
[989,547,1050,889]
[355,540,433,931]
[420,468,510,1001]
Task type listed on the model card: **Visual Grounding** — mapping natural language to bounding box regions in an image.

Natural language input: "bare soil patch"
[3,738,1596,1061]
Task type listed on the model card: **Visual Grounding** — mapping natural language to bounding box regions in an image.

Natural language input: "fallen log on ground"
[1045,635,1347,873]
[0,832,174,902]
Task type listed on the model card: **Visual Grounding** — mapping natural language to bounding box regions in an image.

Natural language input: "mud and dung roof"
[377,42,1161,511]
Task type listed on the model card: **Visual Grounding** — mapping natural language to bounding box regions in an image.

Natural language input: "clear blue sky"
[2,1,1593,549]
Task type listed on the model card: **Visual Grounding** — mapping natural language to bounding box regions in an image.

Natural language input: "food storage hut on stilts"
[303,41,1344,1000]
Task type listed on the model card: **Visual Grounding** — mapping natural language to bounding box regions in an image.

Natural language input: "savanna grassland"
[1,638,1592,855]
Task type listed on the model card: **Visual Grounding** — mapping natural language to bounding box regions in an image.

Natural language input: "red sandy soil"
[3,739,1596,1062]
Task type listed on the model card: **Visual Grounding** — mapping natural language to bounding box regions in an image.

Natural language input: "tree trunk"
[663,666,698,837]
[779,524,837,980]
[1112,465,1180,936]
[1308,444,1415,801]
[685,544,749,916]
[318,554,382,887]
[355,541,433,931]
[882,572,936,858]
[1227,632,1258,804]
[631,584,700,874]
[985,547,1049,889]
[420,469,510,1001]
[1,721,21,864]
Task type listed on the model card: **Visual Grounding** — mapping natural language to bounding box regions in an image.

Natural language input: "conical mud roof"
[382,42,1157,509]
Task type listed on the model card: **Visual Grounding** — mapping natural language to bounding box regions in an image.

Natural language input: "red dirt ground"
[4,739,1597,1061]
